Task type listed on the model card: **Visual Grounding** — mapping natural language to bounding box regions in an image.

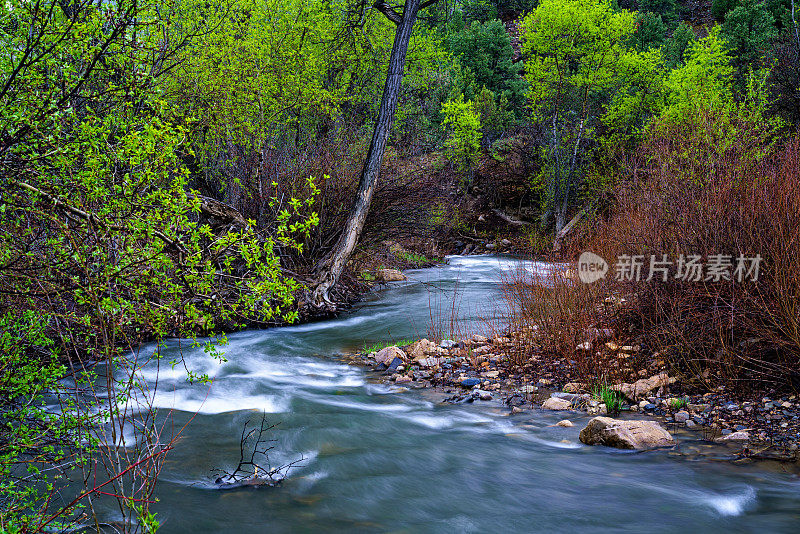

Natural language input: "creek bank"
[342,330,800,462]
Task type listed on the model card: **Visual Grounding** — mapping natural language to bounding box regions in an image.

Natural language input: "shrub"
[442,96,484,179]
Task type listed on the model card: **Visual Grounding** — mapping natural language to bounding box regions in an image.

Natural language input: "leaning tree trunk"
[312,0,422,307]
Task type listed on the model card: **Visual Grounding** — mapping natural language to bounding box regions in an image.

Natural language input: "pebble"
[556,419,574,427]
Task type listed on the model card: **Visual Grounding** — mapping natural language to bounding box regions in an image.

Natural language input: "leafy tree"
[630,12,668,51]
[663,21,697,67]
[441,95,483,177]
[721,0,778,68]
[447,19,527,116]
[661,27,735,121]
[602,48,668,146]
[0,0,316,529]
[521,0,638,231]
[311,0,441,306]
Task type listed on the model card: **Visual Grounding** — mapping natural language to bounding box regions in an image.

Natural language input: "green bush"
[442,96,484,178]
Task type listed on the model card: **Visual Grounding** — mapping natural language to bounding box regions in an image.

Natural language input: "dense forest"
[1,0,799,530]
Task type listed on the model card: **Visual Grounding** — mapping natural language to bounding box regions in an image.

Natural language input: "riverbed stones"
[556,419,574,427]
[542,397,573,411]
[715,431,751,442]
[579,417,676,450]
[408,338,445,361]
[395,375,412,384]
[417,357,444,368]
[374,346,407,365]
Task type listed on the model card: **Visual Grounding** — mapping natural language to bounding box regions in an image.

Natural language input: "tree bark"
[312,0,422,307]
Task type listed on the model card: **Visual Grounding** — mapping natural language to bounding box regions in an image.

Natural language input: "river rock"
[556,419,574,427]
[395,375,413,384]
[460,378,481,388]
[408,338,445,361]
[551,392,589,404]
[376,268,406,282]
[674,410,690,423]
[611,372,676,401]
[542,397,573,411]
[374,346,407,365]
[417,357,444,368]
[715,431,750,442]
[579,417,676,450]
[440,339,457,349]
[385,357,404,374]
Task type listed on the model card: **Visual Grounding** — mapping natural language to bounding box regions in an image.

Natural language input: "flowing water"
[117,256,800,532]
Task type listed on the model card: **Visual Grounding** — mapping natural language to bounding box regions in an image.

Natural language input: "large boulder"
[611,372,676,401]
[375,268,406,282]
[579,417,676,450]
[374,346,407,365]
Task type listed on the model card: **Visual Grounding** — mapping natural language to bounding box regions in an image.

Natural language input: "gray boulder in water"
[579,416,675,450]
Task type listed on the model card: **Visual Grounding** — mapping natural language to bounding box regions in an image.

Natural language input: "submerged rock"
[579,417,676,450]
[556,419,574,427]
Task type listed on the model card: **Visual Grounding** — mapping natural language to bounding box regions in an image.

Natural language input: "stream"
[116,256,800,532]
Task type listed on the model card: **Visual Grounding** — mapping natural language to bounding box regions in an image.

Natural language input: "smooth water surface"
[125,256,800,533]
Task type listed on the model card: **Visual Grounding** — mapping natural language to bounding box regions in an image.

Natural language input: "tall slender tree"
[312,0,437,307]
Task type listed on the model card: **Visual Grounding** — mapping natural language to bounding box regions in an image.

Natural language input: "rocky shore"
[343,331,800,461]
